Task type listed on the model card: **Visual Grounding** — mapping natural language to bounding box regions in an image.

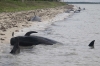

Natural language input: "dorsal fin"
[25,31,38,36]
[12,32,14,37]
[88,40,95,48]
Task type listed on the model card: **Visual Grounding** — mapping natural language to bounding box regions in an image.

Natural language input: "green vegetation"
[0,0,67,12]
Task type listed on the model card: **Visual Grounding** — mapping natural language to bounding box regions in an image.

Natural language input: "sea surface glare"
[0,4,100,66]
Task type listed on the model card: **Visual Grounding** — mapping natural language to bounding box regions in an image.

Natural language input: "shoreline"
[0,5,74,44]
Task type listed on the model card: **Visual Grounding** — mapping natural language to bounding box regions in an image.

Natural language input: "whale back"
[30,36,57,45]
[31,16,41,22]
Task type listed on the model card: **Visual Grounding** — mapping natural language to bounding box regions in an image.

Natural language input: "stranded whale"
[10,31,58,54]
[28,12,41,22]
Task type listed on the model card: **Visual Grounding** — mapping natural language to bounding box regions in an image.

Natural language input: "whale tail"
[25,31,38,36]
[88,40,95,49]
[10,37,20,54]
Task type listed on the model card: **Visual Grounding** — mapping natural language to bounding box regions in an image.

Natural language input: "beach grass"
[0,1,67,12]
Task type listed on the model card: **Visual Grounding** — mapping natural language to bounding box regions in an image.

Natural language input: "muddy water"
[0,4,100,66]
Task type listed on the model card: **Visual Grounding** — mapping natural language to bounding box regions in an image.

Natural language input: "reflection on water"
[0,4,100,66]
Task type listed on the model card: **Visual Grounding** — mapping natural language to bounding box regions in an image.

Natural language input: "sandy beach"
[0,5,74,44]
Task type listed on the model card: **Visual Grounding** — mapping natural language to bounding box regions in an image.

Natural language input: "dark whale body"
[10,31,58,54]
[10,36,57,46]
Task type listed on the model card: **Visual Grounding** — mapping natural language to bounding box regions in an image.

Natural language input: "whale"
[74,10,81,13]
[10,31,58,54]
[28,12,41,22]
[88,40,95,49]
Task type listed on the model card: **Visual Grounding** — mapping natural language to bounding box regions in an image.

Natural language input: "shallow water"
[0,4,100,66]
